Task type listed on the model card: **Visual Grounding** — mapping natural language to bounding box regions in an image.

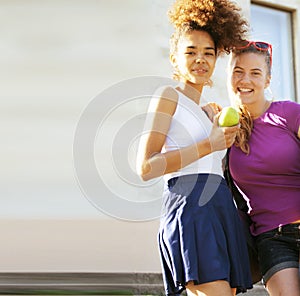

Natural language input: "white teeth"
[239,88,252,92]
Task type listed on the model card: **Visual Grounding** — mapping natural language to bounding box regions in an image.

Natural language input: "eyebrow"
[186,46,215,51]
[234,66,263,72]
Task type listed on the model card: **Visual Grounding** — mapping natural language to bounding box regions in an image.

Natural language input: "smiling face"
[230,52,271,106]
[171,30,217,89]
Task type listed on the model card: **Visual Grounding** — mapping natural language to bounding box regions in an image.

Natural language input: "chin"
[238,93,253,101]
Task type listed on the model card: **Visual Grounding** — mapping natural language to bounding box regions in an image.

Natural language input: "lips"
[192,68,207,74]
[237,87,253,94]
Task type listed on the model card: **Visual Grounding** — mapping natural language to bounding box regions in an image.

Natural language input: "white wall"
[0,0,172,220]
[0,0,170,272]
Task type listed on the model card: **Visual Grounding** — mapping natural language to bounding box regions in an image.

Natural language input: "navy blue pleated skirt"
[158,174,253,295]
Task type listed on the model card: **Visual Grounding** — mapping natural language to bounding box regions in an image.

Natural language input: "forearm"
[141,138,212,181]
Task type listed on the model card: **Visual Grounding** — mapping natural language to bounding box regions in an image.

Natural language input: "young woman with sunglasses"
[228,41,300,296]
[137,1,253,295]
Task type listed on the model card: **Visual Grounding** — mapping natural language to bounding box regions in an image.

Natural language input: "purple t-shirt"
[229,101,300,236]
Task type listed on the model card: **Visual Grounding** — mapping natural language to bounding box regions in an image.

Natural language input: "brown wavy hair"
[235,105,253,154]
[168,0,249,56]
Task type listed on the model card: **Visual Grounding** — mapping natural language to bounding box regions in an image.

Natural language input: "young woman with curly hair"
[228,41,300,296]
[137,1,253,295]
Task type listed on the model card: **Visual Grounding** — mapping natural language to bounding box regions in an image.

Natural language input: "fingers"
[208,102,222,116]
[210,102,222,113]
[202,102,223,122]
[210,120,239,151]
[223,126,239,147]
[212,114,219,126]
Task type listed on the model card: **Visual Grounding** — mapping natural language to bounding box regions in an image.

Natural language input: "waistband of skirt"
[167,173,225,187]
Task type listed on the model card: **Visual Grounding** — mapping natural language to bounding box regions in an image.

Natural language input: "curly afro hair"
[168,0,249,54]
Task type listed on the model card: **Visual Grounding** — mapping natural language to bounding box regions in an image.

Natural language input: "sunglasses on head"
[234,41,273,67]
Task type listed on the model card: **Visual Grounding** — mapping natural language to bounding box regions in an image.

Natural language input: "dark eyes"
[185,52,215,56]
[233,70,243,74]
[233,70,262,76]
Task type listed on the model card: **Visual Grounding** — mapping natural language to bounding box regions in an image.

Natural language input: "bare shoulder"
[150,86,179,115]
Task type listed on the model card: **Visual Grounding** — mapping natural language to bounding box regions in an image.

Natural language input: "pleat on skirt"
[158,174,253,295]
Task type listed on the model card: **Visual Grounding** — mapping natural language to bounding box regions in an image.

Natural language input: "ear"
[170,54,177,67]
[264,75,271,88]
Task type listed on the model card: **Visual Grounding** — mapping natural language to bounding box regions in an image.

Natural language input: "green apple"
[218,106,240,127]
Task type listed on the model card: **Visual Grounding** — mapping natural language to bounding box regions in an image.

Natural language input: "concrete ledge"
[0,272,164,294]
[0,273,269,295]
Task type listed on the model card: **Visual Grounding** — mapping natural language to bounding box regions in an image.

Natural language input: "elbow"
[137,159,158,181]
[137,154,165,181]
[140,173,153,182]
[140,174,150,182]
[139,162,153,182]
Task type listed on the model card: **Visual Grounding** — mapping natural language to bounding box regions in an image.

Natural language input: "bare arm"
[298,126,300,139]
[137,87,239,181]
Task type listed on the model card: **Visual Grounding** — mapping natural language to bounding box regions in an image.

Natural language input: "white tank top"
[163,90,226,181]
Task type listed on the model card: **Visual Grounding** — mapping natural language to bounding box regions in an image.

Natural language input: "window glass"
[250,4,295,101]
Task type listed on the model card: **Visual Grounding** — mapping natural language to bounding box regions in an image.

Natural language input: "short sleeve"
[283,100,300,135]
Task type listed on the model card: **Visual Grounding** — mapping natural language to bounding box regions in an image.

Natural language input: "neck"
[247,99,271,119]
[177,81,203,104]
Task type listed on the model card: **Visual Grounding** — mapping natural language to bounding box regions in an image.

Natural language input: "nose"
[195,54,205,64]
[239,73,251,83]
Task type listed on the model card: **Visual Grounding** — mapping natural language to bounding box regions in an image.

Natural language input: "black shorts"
[255,223,300,284]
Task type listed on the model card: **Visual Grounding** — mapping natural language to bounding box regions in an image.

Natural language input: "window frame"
[251,0,300,102]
